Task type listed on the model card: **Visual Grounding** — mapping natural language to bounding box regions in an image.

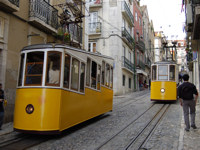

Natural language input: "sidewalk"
[179,103,200,150]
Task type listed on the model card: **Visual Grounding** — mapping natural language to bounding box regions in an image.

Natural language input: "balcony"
[89,0,102,8]
[29,0,58,34]
[88,22,102,35]
[57,24,82,47]
[145,58,151,68]
[137,60,145,70]
[121,1,134,26]
[192,6,200,39]
[122,56,135,73]
[136,39,145,53]
[0,0,19,12]
[69,24,82,44]
[122,27,134,48]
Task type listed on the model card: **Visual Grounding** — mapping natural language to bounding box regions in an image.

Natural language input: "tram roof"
[152,61,177,65]
[21,43,114,60]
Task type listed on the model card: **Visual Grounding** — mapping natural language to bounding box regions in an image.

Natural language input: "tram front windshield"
[18,51,62,87]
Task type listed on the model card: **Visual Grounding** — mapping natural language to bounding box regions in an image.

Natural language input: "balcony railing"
[122,27,134,47]
[29,0,58,32]
[122,56,135,73]
[69,24,82,44]
[121,1,134,26]
[137,60,145,70]
[8,0,19,7]
[89,0,102,8]
[136,39,145,53]
[145,59,151,68]
[193,0,200,4]
[0,0,19,12]
[88,22,101,34]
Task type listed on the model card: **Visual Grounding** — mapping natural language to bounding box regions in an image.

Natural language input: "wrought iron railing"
[121,1,134,25]
[136,39,145,53]
[137,60,145,70]
[29,0,58,29]
[122,27,134,47]
[88,22,101,34]
[122,56,135,73]
[8,0,19,7]
[68,24,82,44]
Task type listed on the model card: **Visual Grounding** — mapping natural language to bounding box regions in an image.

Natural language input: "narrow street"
[0,90,188,150]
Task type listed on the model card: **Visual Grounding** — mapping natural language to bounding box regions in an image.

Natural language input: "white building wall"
[92,0,135,95]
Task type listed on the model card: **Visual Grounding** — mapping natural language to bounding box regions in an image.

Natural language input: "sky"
[140,0,186,40]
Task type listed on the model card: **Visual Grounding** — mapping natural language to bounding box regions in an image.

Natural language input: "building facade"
[184,0,200,91]
[88,0,135,95]
[133,1,147,90]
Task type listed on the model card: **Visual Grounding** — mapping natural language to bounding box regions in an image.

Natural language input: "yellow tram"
[14,44,114,134]
[150,61,178,101]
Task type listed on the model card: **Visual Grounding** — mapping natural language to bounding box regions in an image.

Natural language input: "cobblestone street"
[1,90,200,150]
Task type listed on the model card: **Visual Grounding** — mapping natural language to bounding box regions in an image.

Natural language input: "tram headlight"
[26,104,34,114]
[160,88,165,93]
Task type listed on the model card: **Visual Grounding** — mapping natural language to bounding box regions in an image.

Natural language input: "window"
[25,52,44,86]
[122,74,125,86]
[18,54,25,86]
[129,78,131,89]
[105,64,110,87]
[80,63,85,93]
[91,61,97,89]
[46,51,61,86]
[97,65,101,90]
[71,58,80,91]
[169,65,175,81]
[64,54,71,88]
[110,67,113,88]
[123,46,126,57]
[0,17,4,38]
[135,12,138,22]
[86,58,91,86]
[152,65,157,81]
[89,12,98,33]
[101,61,105,85]
[158,65,168,80]
[88,42,97,52]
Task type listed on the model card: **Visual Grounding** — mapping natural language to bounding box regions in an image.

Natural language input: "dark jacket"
[0,89,4,112]
[178,82,198,100]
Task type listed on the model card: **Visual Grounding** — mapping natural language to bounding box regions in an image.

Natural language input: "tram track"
[96,104,170,150]
[114,92,150,110]
[0,132,52,150]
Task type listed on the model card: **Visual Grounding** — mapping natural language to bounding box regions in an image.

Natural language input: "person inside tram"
[49,61,60,84]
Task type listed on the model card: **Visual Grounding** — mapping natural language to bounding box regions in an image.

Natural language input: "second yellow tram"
[14,44,114,134]
[150,61,178,101]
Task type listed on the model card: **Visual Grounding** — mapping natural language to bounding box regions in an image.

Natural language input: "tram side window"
[64,54,71,88]
[152,66,157,81]
[101,61,105,85]
[71,58,80,91]
[80,63,85,93]
[25,52,44,86]
[97,65,101,90]
[169,65,175,81]
[18,54,24,86]
[46,51,61,86]
[158,65,168,80]
[86,58,91,86]
[91,61,97,89]
[110,67,113,88]
[105,63,110,87]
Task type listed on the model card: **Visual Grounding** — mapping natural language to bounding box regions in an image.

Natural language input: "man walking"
[178,74,199,132]
[0,83,4,130]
